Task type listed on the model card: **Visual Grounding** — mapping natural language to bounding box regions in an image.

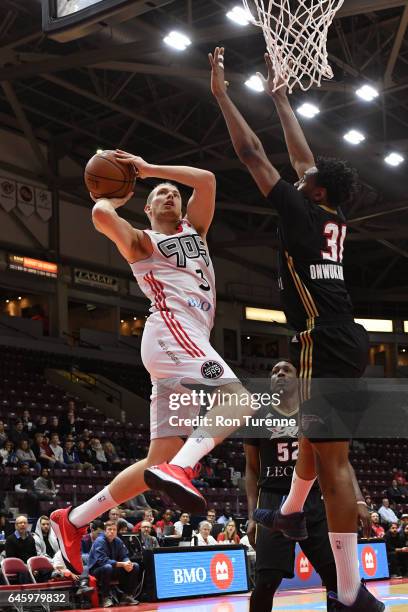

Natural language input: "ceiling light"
[227,6,251,26]
[133,317,137,321]
[385,152,404,167]
[246,336,251,340]
[5,299,9,303]
[163,31,191,51]
[297,103,320,119]
[245,75,264,93]
[356,85,379,102]
[354,318,393,332]
[96,148,103,154]
[404,321,408,333]
[18,296,22,300]
[344,130,365,145]
[120,319,124,323]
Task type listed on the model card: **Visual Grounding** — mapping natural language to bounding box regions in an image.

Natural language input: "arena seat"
[27,555,53,583]
[1,557,32,585]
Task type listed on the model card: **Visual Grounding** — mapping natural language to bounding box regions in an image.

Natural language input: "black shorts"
[255,488,334,579]
[289,321,369,440]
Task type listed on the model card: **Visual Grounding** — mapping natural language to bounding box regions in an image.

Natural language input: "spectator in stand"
[399,514,408,535]
[192,521,217,546]
[60,408,77,438]
[399,524,408,577]
[49,433,67,467]
[155,509,174,537]
[103,441,122,468]
[89,438,108,468]
[122,494,151,521]
[63,440,81,468]
[396,477,408,498]
[14,463,40,515]
[10,420,29,447]
[5,517,33,577]
[173,512,190,537]
[21,410,36,435]
[34,467,58,500]
[217,504,233,526]
[365,496,376,513]
[80,429,92,445]
[370,513,385,538]
[88,521,139,607]
[132,509,156,534]
[16,440,40,471]
[0,440,18,466]
[137,521,159,550]
[206,508,217,530]
[388,480,407,504]
[217,520,240,544]
[117,519,130,535]
[385,523,406,578]
[379,498,399,526]
[48,416,62,438]
[81,519,105,566]
[32,433,57,469]
[0,511,15,538]
[36,416,50,437]
[5,515,37,578]
[201,457,215,480]
[33,515,59,559]
[392,469,406,485]
[0,420,8,446]
[76,440,93,469]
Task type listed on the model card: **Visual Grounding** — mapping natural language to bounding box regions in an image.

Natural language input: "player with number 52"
[210,45,384,611]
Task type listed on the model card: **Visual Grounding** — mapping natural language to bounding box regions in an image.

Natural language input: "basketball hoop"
[242,0,344,93]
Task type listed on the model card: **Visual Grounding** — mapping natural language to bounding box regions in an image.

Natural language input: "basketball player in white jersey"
[50,150,252,574]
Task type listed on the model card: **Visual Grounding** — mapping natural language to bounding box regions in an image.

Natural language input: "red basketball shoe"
[50,507,87,575]
[144,463,206,514]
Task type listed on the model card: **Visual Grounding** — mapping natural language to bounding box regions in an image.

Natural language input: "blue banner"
[153,546,249,600]
[280,542,389,591]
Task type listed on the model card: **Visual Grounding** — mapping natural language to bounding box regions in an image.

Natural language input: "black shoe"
[328,582,385,611]
[119,594,139,606]
[253,507,308,540]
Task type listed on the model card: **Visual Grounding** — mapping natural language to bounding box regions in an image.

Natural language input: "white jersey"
[130,219,216,334]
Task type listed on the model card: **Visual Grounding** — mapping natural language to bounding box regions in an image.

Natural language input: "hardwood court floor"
[68,578,408,611]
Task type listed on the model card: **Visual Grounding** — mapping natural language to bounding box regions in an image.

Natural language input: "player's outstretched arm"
[244,442,261,548]
[258,53,315,179]
[91,193,152,263]
[115,150,215,238]
[209,46,280,198]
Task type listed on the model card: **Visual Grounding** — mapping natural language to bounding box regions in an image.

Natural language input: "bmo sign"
[153,547,248,600]
[280,543,389,592]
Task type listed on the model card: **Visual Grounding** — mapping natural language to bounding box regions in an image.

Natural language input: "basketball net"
[242,0,344,92]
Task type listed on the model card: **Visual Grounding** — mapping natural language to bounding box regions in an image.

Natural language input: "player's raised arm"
[91,193,152,263]
[209,46,280,197]
[115,150,216,238]
[258,53,315,180]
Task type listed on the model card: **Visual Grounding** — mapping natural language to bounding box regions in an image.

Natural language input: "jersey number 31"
[321,223,347,263]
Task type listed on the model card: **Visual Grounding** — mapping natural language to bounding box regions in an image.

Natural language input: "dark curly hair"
[315,157,358,208]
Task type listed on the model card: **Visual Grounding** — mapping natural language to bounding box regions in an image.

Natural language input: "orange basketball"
[84,150,137,199]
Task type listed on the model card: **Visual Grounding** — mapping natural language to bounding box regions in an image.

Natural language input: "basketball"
[84,150,137,199]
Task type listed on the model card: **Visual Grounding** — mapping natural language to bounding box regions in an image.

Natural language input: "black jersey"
[245,405,316,492]
[268,179,354,332]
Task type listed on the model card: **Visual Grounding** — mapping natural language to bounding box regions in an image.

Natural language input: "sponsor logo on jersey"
[295,552,314,581]
[187,297,212,311]
[158,233,209,267]
[158,340,181,365]
[361,545,377,577]
[210,554,234,589]
[201,360,224,379]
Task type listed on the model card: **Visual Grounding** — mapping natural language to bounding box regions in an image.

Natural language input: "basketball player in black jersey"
[245,360,370,612]
[210,47,384,611]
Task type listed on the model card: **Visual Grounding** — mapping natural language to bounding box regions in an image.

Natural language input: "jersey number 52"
[321,223,347,263]
[277,441,299,462]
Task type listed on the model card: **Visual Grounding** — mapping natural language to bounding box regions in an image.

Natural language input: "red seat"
[1,557,32,585]
[27,556,53,583]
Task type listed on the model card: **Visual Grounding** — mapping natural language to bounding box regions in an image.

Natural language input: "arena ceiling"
[1,0,408,317]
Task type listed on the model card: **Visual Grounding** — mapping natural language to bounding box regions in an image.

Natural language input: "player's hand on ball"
[209,46,229,98]
[246,519,257,550]
[114,149,151,179]
[89,191,134,209]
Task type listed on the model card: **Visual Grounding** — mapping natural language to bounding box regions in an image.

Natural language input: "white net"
[242,0,344,92]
